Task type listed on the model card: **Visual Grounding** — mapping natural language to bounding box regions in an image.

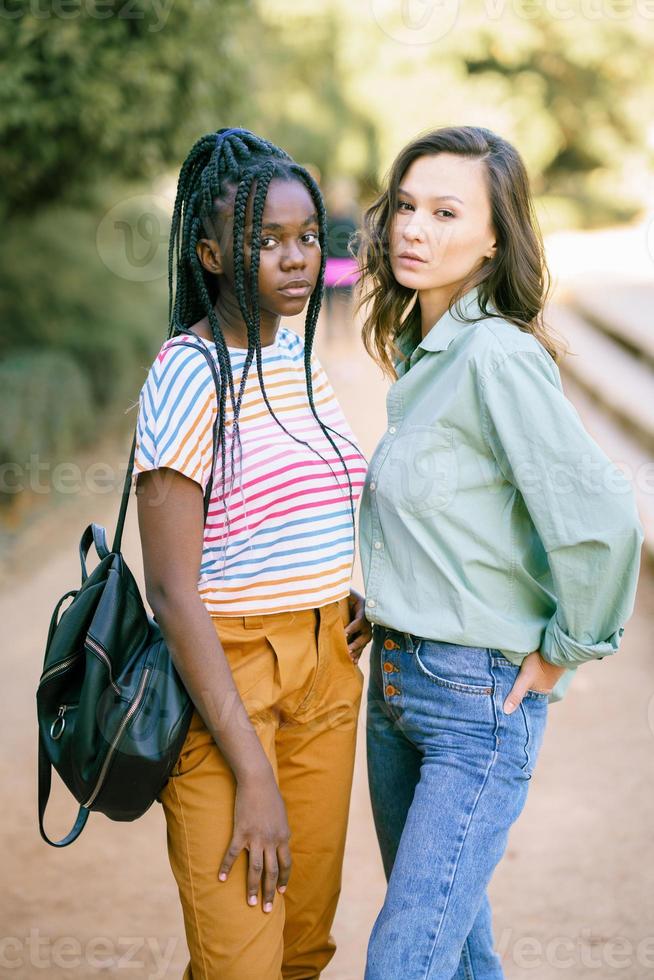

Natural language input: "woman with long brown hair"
[355,126,643,978]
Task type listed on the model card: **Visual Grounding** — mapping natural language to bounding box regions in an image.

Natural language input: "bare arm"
[136,466,291,910]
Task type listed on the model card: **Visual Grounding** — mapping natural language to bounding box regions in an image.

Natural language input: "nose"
[403,215,426,243]
[280,239,307,270]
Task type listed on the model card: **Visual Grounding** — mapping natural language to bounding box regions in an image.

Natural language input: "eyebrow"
[261,213,319,231]
[397,188,464,205]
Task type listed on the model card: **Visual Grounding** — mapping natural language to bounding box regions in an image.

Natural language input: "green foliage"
[0,197,168,484]
[0,0,252,215]
[336,0,654,224]
[248,7,380,187]
[458,13,654,212]
[1,0,652,516]
[0,348,94,486]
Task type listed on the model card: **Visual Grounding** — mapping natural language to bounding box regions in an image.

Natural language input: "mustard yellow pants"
[159,598,364,980]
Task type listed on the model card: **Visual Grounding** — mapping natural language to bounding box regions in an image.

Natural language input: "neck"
[213,290,281,349]
[418,285,459,339]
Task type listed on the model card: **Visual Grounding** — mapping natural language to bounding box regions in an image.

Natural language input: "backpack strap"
[111,338,222,554]
[38,733,89,847]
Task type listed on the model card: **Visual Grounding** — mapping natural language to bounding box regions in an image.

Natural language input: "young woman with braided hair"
[132,127,370,979]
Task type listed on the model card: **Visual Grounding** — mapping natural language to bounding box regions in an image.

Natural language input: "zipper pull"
[50,705,68,741]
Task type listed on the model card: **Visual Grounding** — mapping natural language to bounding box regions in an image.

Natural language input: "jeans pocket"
[518,696,548,778]
[524,688,551,701]
[490,650,552,701]
[413,640,493,696]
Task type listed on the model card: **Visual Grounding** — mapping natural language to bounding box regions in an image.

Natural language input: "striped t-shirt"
[132,326,366,616]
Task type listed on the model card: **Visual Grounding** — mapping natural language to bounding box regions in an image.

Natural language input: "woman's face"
[203,177,322,318]
[389,153,497,294]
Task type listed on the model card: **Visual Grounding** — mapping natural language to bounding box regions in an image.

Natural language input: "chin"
[265,296,310,318]
[391,264,431,290]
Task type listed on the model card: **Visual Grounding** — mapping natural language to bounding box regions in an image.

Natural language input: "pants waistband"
[210,598,348,632]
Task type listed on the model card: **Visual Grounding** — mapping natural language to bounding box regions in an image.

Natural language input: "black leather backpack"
[36,339,219,846]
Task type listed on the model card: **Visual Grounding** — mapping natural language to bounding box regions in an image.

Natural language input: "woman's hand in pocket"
[345,589,373,662]
[218,769,292,912]
[503,650,567,713]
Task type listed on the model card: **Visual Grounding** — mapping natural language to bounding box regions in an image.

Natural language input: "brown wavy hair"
[354,126,565,378]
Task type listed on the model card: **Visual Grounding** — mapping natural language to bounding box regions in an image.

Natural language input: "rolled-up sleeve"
[481,350,644,668]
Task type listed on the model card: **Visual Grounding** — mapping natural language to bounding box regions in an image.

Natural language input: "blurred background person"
[324,176,361,342]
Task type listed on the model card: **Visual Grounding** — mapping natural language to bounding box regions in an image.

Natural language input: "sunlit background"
[2,2,653,977]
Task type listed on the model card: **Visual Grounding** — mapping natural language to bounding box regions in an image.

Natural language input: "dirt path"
[3,315,653,979]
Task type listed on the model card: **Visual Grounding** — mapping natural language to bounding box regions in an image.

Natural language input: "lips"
[397,252,426,264]
[278,280,313,297]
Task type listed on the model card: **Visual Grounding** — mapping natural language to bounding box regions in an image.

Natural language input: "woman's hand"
[345,588,373,663]
[219,767,292,913]
[503,650,567,713]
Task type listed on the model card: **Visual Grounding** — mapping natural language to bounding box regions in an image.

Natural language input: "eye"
[397,201,414,212]
[435,209,455,219]
[260,236,278,249]
[302,231,319,245]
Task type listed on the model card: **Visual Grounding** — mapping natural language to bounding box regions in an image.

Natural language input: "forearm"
[150,589,274,782]
[539,526,643,668]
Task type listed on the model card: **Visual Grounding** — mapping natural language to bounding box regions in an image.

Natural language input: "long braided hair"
[167,127,359,567]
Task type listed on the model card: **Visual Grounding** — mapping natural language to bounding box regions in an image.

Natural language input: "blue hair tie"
[215,127,250,150]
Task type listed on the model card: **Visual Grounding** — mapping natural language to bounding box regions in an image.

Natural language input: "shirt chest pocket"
[380,423,456,516]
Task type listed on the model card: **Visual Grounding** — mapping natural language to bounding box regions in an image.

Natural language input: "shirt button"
[369,481,376,491]
[367,599,376,608]
[374,541,383,550]
[385,684,399,697]
[383,638,398,651]
[388,426,397,435]
[383,661,395,673]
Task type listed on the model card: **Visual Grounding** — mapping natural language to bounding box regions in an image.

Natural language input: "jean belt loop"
[403,632,414,654]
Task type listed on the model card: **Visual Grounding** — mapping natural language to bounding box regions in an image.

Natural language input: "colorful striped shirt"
[132,326,366,616]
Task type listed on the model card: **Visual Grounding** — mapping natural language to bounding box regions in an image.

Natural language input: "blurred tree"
[0,0,252,215]
[3,0,652,510]
[337,1,654,225]
[251,4,380,189]
[457,10,654,220]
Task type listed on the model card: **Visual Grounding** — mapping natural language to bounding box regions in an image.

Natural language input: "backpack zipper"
[40,653,79,685]
[85,635,121,695]
[81,667,151,809]
[50,704,71,740]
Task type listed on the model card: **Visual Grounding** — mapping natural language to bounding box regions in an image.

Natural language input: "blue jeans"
[365,626,549,980]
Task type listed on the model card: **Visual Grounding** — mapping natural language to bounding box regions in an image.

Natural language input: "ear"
[196,238,223,275]
[485,233,497,260]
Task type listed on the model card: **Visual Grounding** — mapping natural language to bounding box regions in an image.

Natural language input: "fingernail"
[504,704,514,714]
[218,873,227,881]
[264,902,273,913]
[278,885,286,893]
[248,896,257,906]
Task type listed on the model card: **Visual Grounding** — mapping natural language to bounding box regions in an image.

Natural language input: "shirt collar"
[419,285,494,353]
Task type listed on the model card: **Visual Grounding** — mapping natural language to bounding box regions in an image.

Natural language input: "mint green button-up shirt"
[359,287,644,702]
